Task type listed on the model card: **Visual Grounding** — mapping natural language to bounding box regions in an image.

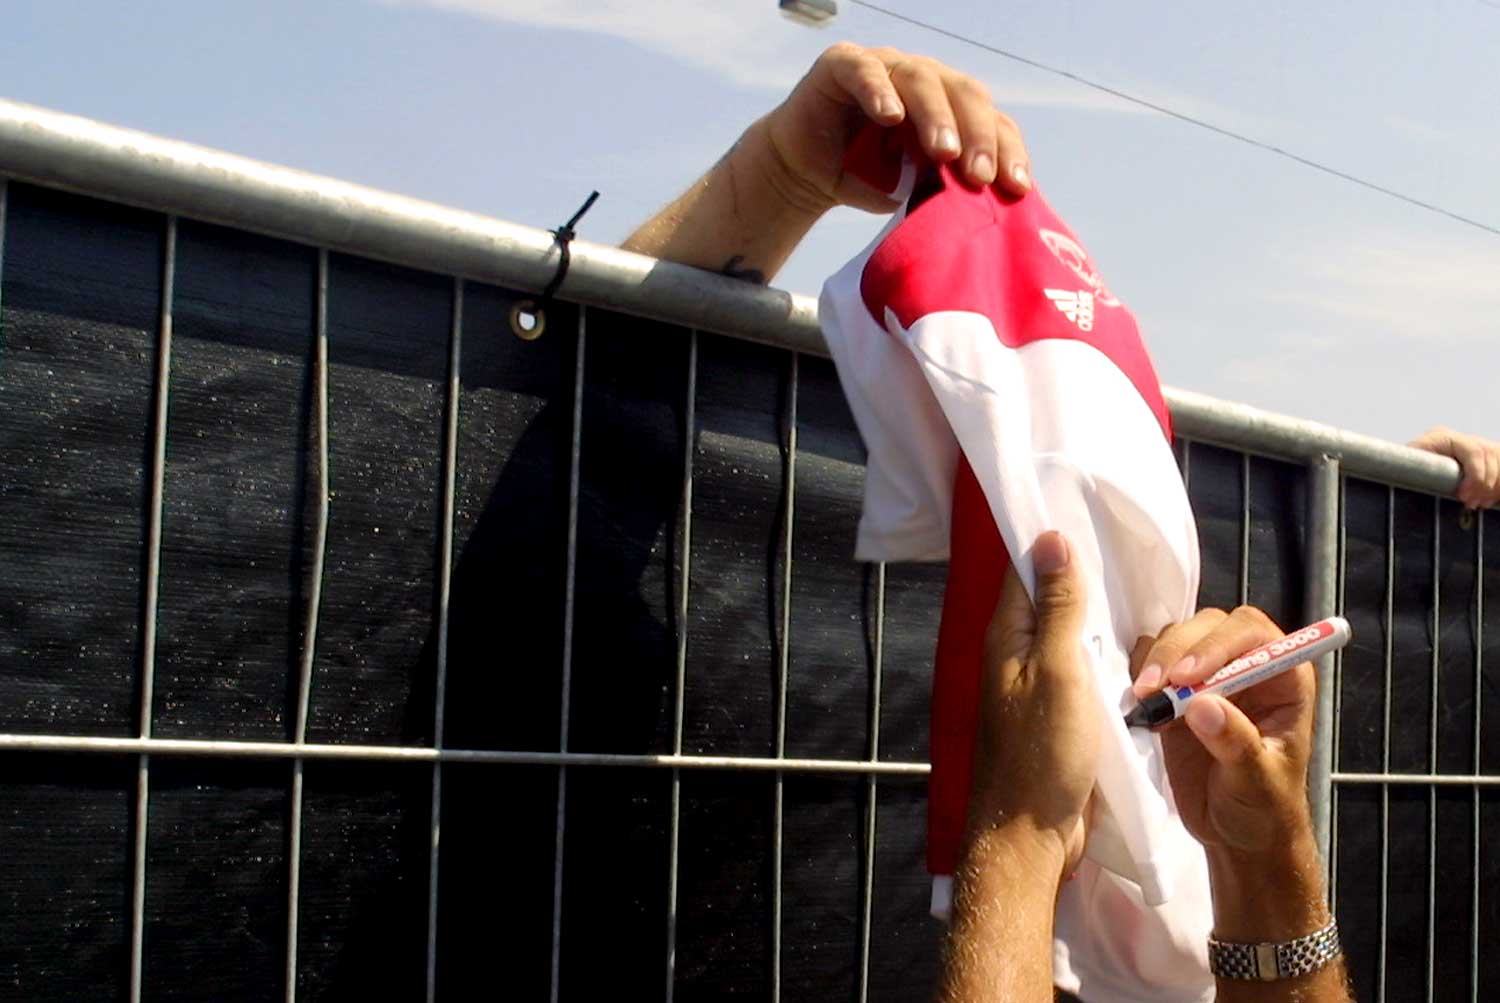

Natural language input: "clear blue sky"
[5,0,1498,442]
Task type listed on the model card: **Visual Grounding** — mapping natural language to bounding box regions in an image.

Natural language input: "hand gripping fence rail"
[0,97,1494,1003]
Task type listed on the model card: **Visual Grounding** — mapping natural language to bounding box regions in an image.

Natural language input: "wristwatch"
[1208,920,1342,981]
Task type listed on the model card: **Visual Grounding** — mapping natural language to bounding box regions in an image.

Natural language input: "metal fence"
[0,98,1495,1003]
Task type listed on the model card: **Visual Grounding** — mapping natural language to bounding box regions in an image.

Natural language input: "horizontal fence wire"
[1330,774,1500,787]
[0,734,929,773]
[4,732,1497,783]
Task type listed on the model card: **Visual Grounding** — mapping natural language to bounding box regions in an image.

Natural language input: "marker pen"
[1123,616,1352,729]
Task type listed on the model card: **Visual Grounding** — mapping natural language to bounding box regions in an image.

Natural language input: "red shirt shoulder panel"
[856,161,1173,439]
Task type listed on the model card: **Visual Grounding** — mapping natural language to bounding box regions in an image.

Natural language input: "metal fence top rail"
[0,97,1460,498]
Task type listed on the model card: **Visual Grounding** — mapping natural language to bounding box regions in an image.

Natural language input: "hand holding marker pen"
[1123,616,1352,729]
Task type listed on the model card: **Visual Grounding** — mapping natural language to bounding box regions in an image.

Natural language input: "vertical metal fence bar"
[424,277,463,1003]
[1472,510,1484,1003]
[1330,474,1348,906]
[284,248,331,1003]
[549,306,586,1003]
[1305,456,1340,873]
[130,214,176,1003]
[1426,499,1440,1003]
[1378,486,1394,1003]
[664,330,697,1003]
[771,352,799,1003]
[856,562,885,1003]
[0,180,7,312]
[1239,452,1251,605]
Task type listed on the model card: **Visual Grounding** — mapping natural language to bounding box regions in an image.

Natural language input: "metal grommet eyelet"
[509,301,546,341]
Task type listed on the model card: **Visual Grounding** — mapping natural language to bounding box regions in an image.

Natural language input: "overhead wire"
[846,0,1500,238]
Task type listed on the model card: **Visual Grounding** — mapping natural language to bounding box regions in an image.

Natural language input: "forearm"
[1206,822,1350,1002]
[937,822,1062,1003]
[621,117,831,283]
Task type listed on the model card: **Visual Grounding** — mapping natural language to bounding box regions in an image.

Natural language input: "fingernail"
[875,95,903,120]
[1185,697,1226,737]
[934,126,960,156]
[1033,531,1070,574]
[1010,162,1031,189]
[1134,664,1162,696]
[971,152,996,184]
[1169,654,1196,682]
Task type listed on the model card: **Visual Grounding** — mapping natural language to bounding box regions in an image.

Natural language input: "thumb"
[1183,694,1264,767]
[1029,531,1087,665]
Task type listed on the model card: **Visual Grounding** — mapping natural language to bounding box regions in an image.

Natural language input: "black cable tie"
[512,191,599,340]
[539,190,599,305]
[719,254,767,286]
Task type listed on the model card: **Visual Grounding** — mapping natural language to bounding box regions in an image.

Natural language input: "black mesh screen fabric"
[153,223,317,743]
[2,179,1498,1001]
[0,186,159,739]
[0,754,134,999]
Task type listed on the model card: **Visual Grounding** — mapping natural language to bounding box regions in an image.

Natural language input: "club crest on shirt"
[1038,228,1121,307]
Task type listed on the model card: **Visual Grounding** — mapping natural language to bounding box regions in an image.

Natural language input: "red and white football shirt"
[818,127,1214,1003]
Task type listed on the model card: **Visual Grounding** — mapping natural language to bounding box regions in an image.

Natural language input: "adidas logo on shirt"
[1044,288,1095,331]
